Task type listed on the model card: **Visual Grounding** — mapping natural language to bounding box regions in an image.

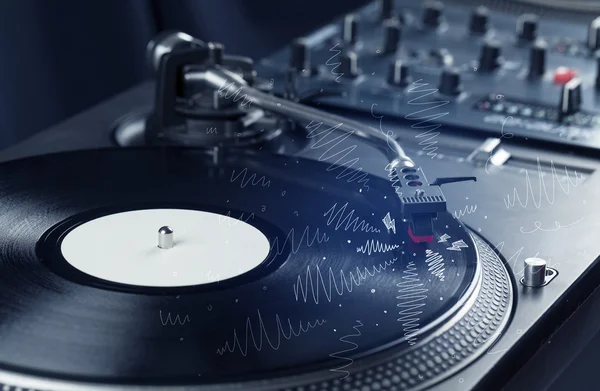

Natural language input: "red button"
[553,67,577,85]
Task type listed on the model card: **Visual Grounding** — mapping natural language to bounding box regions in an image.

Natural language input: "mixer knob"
[207,42,224,65]
[342,14,359,45]
[382,19,402,54]
[388,59,411,86]
[559,77,582,117]
[340,51,360,78]
[423,1,444,28]
[528,39,547,78]
[469,6,489,35]
[380,0,394,21]
[517,14,538,41]
[478,40,502,71]
[438,67,462,96]
[587,17,600,51]
[289,39,310,72]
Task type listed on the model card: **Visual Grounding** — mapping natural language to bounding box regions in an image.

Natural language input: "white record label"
[60,209,271,287]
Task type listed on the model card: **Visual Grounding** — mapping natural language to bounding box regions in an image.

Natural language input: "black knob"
[342,15,358,45]
[528,39,547,78]
[207,42,224,65]
[381,0,394,21]
[423,1,444,28]
[382,19,402,54]
[559,77,582,117]
[588,17,600,51]
[289,39,310,72]
[388,59,411,86]
[517,14,538,41]
[478,40,502,71]
[439,67,462,96]
[469,6,489,35]
[340,51,359,78]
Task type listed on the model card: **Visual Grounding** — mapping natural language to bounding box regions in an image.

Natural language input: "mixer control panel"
[257,0,600,152]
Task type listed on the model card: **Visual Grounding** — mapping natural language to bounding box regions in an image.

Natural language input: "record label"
[60,208,271,287]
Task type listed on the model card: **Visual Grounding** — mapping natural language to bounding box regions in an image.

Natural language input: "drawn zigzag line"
[266,226,329,266]
[404,79,449,159]
[218,81,253,106]
[329,320,363,379]
[218,210,255,226]
[396,261,427,345]
[356,239,400,255]
[294,258,397,304]
[325,43,343,82]
[453,204,477,219]
[504,158,584,209]
[425,249,445,282]
[216,309,325,357]
[323,202,380,233]
[305,120,370,191]
[160,311,190,326]
[230,167,271,188]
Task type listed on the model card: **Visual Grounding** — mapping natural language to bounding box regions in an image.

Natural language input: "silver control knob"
[523,257,547,287]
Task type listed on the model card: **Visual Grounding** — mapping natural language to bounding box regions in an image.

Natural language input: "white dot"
[235,299,238,303]
[347,240,351,243]
[371,289,376,293]
[376,323,379,326]
[413,253,416,256]
[263,286,267,290]
[333,329,337,332]
[323,257,326,260]
[384,310,387,313]
[484,216,488,219]
[445,225,449,228]
[339,304,342,307]
[180,338,184,341]
[477,228,481,232]
[466,197,469,200]
[440,297,443,300]
[384,196,387,199]
[392,268,395,271]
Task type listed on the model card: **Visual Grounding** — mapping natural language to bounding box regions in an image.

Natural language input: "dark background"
[0,0,367,150]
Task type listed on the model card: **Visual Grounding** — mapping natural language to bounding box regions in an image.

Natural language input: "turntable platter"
[0,148,510,390]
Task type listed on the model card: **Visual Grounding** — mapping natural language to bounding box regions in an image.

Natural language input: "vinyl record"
[0,147,480,389]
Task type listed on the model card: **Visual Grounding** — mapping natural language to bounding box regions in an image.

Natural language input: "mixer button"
[469,6,489,35]
[559,77,582,117]
[438,67,462,96]
[382,18,402,54]
[289,39,310,72]
[528,39,547,78]
[517,14,538,41]
[340,51,360,78]
[423,1,444,28]
[553,67,577,85]
[478,40,502,71]
[588,17,600,51]
[380,0,394,21]
[387,59,411,86]
[342,14,359,45]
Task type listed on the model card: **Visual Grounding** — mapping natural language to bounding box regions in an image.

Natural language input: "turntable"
[0,1,600,391]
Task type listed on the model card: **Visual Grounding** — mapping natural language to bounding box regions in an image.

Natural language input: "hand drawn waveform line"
[230,167,271,188]
[217,81,253,107]
[293,258,397,304]
[266,226,329,266]
[329,320,363,379]
[325,43,343,82]
[356,240,400,255]
[323,202,380,233]
[216,309,325,356]
[397,261,427,346]
[425,249,445,281]
[218,211,255,226]
[404,79,450,159]
[453,204,478,219]
[305,120,370,191]
[504,158,584,210]
[160,311,190,326]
